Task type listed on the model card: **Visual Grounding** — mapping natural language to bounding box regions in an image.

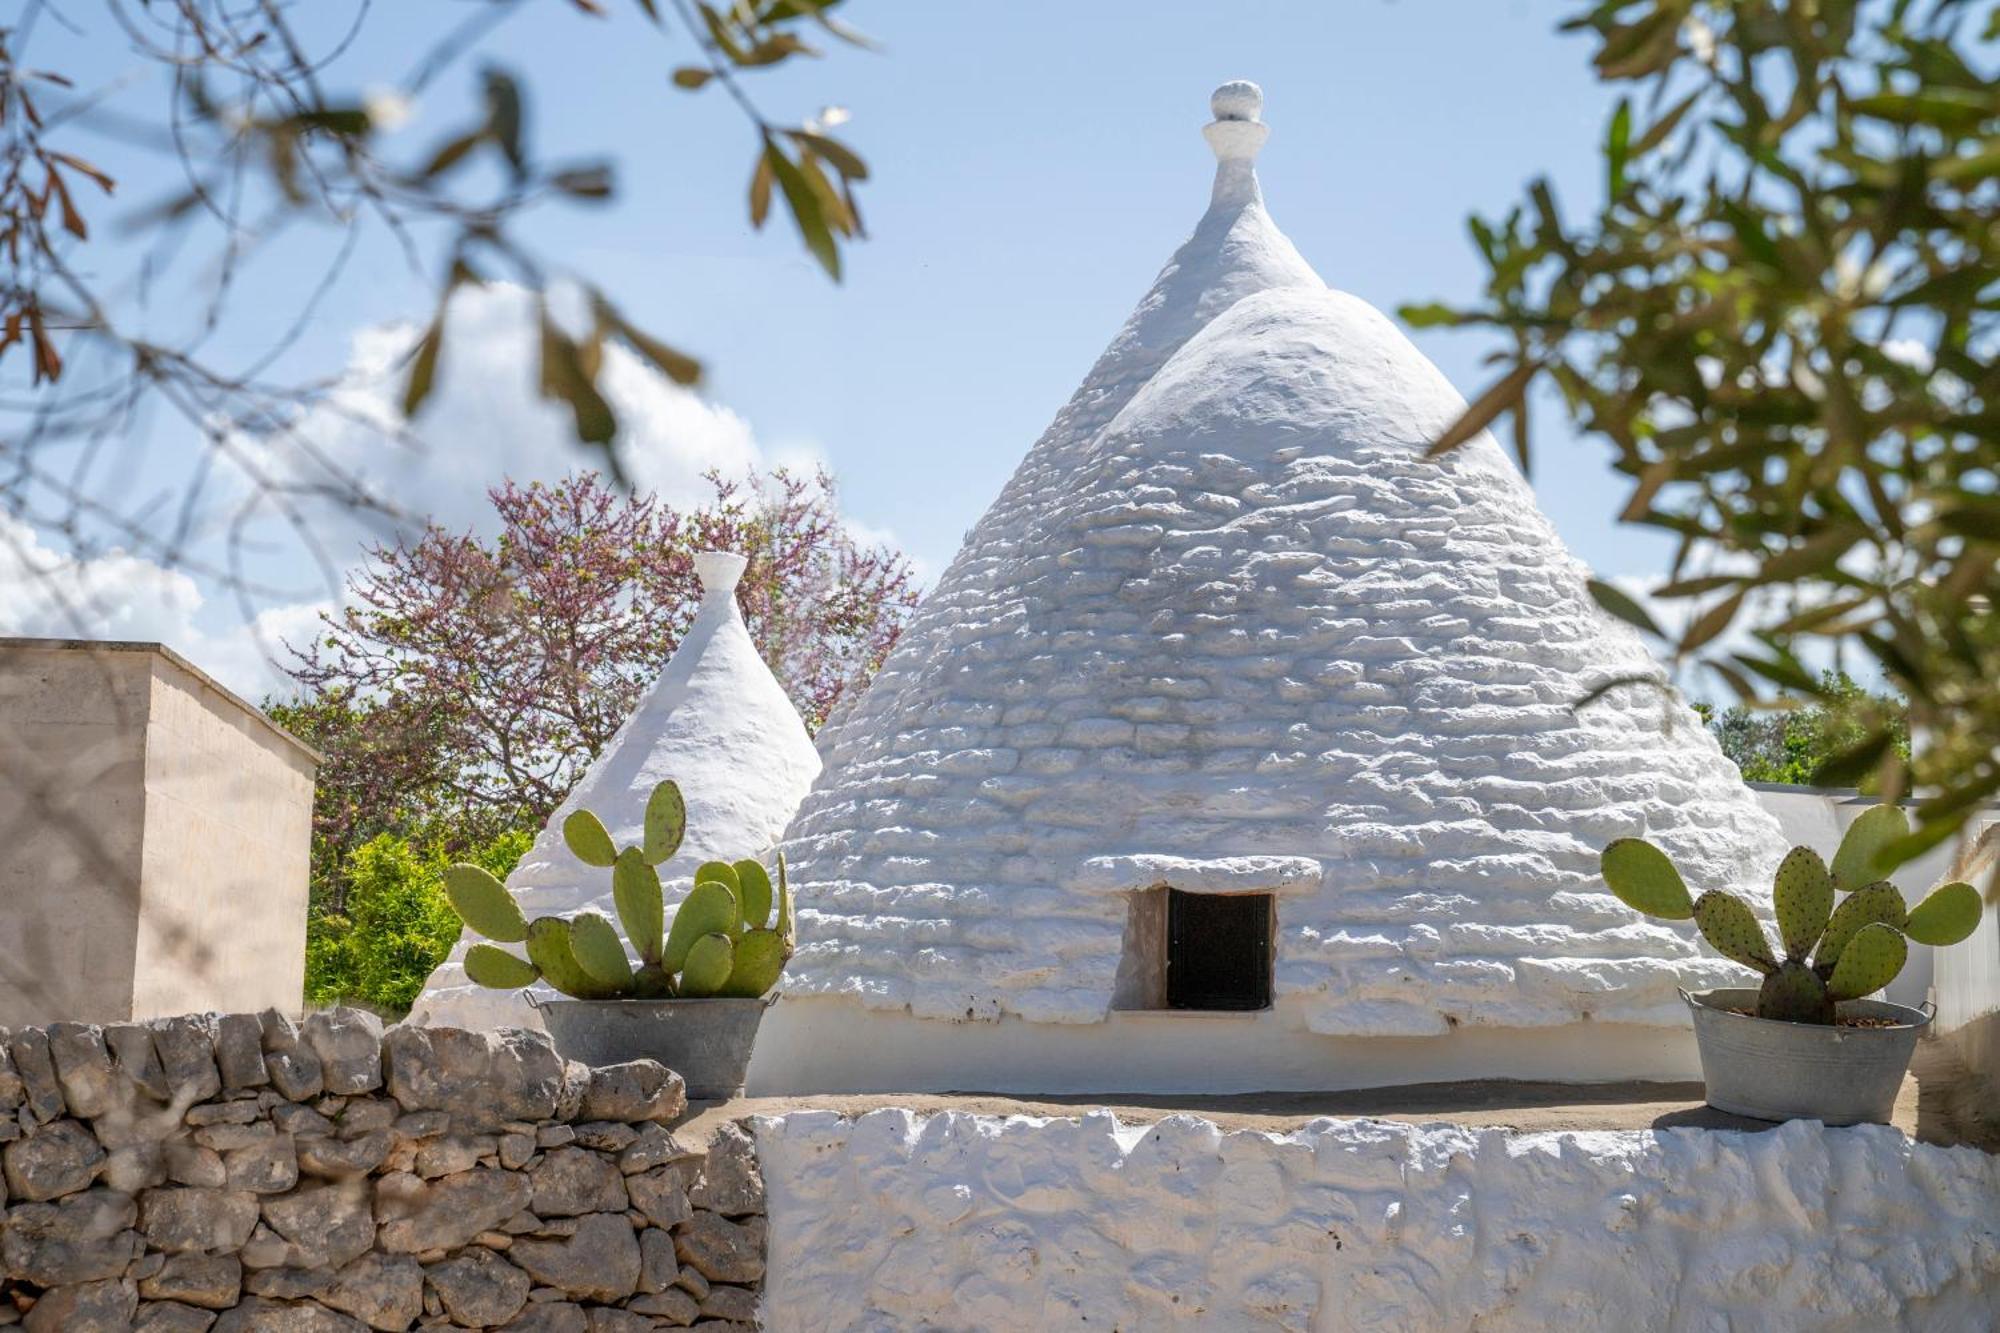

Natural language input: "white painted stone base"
[757,1109,2000,1332]
[746,994,1701,1095]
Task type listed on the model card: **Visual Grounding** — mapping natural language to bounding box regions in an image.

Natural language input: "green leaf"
[1814,729,1896,789]
[672,67,714,90]
[538,312,618,447]
[788,129,869,180]
[1397,302,1464,329]
[550,164,614,199]
[1424,361,1536,458]
[1679,589,1745,655]
[1587,578,1664,637]
[1607,98,1631,198]
[763,139,840,279]
[1851,89,1995,132]
[402,317,443,418]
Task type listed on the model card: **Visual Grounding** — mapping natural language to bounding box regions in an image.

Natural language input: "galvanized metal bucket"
[1682,987,1931,1126]
[532,995,773,1101]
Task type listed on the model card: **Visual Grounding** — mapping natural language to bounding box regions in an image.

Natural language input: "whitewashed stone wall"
[758,1109,2000,1332]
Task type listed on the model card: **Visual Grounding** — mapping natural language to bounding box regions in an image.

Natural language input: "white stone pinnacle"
[1203,80,1267,206]
[695,548,747,597]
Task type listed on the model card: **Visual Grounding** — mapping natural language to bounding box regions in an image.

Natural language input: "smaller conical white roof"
[412,551,822,1028]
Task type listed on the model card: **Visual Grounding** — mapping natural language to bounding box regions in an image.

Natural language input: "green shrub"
[305,827,531,1018]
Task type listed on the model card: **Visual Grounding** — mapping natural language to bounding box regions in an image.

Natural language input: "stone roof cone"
[776,84,1788,1039]
[413,551,822,1028]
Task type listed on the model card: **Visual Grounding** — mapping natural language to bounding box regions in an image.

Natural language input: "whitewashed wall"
[758,1109,2000,1332]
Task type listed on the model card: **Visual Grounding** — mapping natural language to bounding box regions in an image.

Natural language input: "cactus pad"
[1772,846,1834,960]
[1599,838,1695,920]
[661,880,741,975]
[1826,921,1907,1001]
[1904,881,1982,947]
[464,944,539,990]
[678,932,735,998]
[1693,891,1776,974]
[734,859,774,931]
[1814,881,1907,971]
[562,810,619,868]
[1757,960,1834,1025]
[525,917,607,999]
[569,911,634,989]
[722,929,788,998]
[1830,804,1910,892]
[444,864,529,944]
[694,861,740,894]
[642,780,686,866]
[632,962,675,998]
[612,848,666,965]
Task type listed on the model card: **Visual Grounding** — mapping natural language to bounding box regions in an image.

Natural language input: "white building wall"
[758,1109,2000,1332]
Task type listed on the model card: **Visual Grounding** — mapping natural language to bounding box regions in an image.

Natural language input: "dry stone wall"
[0,1010,765,1331]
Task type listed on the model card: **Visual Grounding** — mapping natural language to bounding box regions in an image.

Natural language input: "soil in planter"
[1720,1006,1907,1029]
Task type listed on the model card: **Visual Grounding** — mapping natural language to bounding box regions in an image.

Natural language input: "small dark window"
[1166,890,1272,1010]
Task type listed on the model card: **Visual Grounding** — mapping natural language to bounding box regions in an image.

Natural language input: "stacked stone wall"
[0,1010,763,1331]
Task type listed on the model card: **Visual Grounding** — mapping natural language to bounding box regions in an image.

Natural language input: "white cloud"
[0,514,327,700]
[7,280,905,702]
[250,281,767,551]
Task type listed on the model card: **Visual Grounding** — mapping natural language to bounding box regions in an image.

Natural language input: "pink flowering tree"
[276,469,916,909]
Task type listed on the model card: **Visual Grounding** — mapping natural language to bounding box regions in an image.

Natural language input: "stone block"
[139,1253,243,1310]
[139,1187,260,1254]
[530,1146,627,1216]
[424,1245,531,1327]
[507,1213,641,1302]
[671,1212,764,1284]
[580,1062,684,1125]
[303,1009,384,1096]
[4,1118,104,1200]
[21,1276,136,1332]
[686,1124,762,1216]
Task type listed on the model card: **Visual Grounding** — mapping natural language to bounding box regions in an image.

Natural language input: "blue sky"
[7,2,1675,693]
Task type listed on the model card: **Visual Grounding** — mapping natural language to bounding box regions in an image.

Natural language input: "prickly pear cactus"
[1826,922,1907,1001]
[1904,881,1982,947]
[444,865,528,944]
[1758,960,1834,1025]
[562,810,619,868]
[1815,882,1906,972]
[1598,806,1984,1025]
[1772,847,1833,960]
[442,777,794,1002]
[678,932,736,998]
[1691,891,1776,974]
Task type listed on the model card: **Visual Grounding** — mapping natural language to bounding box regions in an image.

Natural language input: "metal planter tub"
[1683,986,1931,1126]
[534,995,773,1100]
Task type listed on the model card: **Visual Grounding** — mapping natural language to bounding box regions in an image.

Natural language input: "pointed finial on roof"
[695,550,747,600]
[1203,80,1267,207]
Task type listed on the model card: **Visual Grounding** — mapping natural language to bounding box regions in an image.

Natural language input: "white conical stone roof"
[779,83,1787,1037]
[413,551,821,1028]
